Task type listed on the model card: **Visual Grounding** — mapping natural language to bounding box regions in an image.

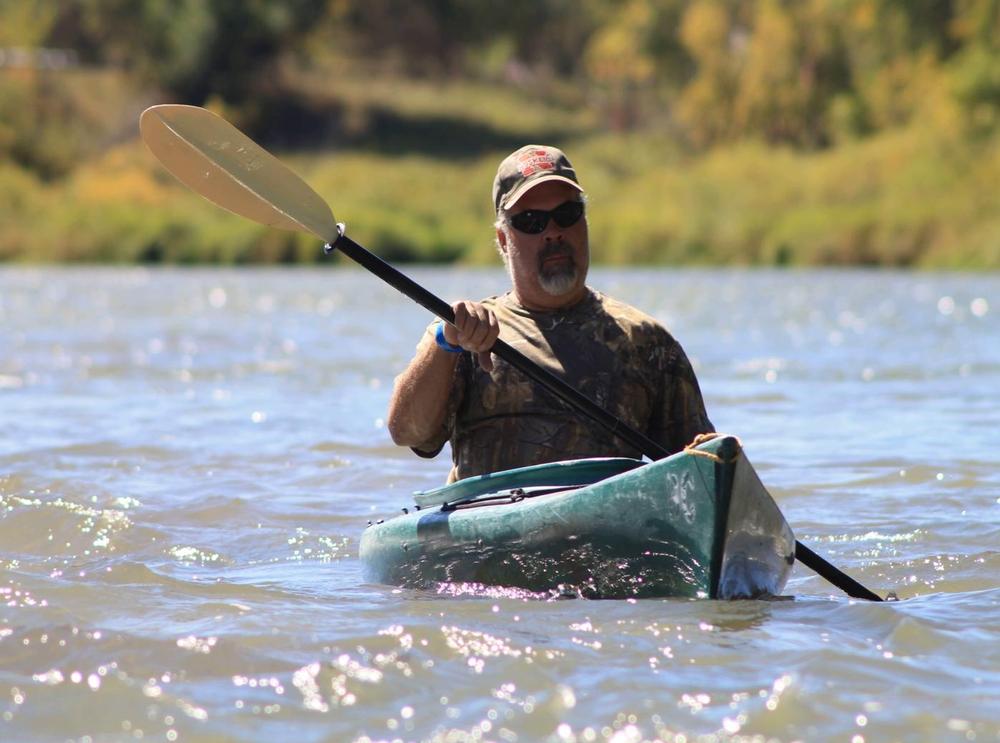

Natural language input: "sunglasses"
[507,200,585,234]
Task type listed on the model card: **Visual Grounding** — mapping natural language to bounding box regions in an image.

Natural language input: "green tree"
[0,0,56,46]
[732,0,851,147]
[48,0,327,104]
[584,0,658,130]
[676,0,740,146]
[309,0,606,79]
[949,0,1000,134]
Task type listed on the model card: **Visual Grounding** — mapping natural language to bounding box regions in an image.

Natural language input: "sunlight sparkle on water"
[208,287,227,308]
[3,267,998,743]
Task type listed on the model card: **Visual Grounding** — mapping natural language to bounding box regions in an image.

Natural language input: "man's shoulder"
[590,290,677,342]
[480,292,516,312]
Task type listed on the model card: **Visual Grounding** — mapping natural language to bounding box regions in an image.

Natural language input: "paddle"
[139,104,883,602]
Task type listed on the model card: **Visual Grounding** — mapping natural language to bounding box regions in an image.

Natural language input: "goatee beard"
[537,242,578,296]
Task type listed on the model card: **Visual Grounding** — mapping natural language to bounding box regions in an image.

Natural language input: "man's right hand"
[443,301,500,372]
[387,300,500,448]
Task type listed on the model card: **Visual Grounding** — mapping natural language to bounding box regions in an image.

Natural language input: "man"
[387,145,713,482]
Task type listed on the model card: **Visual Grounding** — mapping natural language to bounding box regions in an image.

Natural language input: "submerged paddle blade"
[139,104,338,242]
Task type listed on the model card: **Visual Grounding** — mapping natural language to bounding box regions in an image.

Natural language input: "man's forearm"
[386,336,461,448]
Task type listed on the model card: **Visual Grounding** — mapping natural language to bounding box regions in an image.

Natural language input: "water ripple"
[1,266,997,742]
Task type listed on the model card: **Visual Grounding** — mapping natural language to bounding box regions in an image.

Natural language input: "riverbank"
[3,126,997,269]
[2,74,998,268]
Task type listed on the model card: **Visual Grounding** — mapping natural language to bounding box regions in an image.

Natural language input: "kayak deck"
[361,435,795,599]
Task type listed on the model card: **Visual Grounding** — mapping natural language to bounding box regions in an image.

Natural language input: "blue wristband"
[434,322,463,353]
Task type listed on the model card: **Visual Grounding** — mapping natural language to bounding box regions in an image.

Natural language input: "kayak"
[360,435,795,599]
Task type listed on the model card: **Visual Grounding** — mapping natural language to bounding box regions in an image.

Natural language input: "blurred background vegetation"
[1,0,999,267]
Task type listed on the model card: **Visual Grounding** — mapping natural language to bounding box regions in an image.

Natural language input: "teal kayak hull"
[360,435,795,599]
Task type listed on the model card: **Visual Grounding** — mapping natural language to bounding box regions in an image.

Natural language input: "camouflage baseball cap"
[492,145,583,212]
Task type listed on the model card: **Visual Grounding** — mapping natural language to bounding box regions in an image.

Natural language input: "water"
[1,266,997,742]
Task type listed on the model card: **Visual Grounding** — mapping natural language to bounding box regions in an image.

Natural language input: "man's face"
[497,181,590,311]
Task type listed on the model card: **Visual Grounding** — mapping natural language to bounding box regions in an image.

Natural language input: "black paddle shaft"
[326,232,883,602]
[796,542,883,602]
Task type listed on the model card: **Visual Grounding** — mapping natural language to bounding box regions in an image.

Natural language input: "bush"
[1,83,999,269]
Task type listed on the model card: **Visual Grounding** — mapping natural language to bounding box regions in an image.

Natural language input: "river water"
[1,266,997,742]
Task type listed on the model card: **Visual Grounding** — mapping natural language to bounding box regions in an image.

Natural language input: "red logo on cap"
[517,149,557,177]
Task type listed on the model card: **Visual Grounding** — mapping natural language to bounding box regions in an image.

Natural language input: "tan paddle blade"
[139,104,338,242]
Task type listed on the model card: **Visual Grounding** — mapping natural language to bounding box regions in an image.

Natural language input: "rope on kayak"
[683,432,743,464]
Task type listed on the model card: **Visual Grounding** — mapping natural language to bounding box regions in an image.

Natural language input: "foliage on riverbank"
[4,118,997,269]
[2,1,999,267]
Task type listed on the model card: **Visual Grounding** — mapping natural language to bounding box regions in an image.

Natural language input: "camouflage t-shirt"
[412,288,713,481]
